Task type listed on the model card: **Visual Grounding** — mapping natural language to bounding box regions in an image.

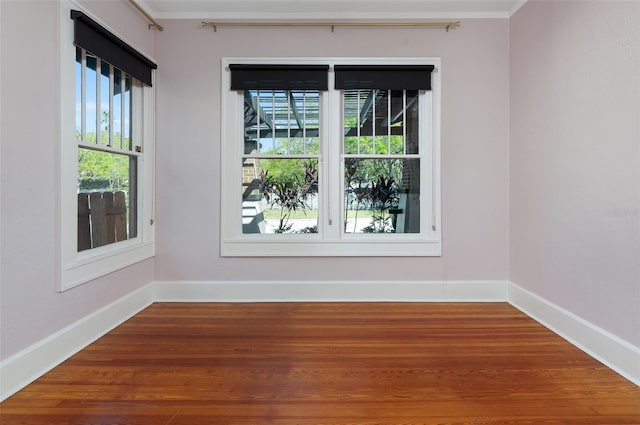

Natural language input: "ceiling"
[136,0,528,21]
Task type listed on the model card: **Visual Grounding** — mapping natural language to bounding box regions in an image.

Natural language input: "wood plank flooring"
[1,303,639,424]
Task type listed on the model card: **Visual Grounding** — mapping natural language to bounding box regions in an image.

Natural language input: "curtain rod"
[129,0,164,31]
[201,21,461,32]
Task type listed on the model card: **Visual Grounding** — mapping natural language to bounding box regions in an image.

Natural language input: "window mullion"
[78,141,142,157]
[326,85,341,239]
[248,154,318,160]
[343,153,419,159]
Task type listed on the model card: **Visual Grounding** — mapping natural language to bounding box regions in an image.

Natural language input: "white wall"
[153,19,510,283]
[510,0,640,346]
[0,0,156,361]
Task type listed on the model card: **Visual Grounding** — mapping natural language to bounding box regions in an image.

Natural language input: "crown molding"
[136,0,527,21]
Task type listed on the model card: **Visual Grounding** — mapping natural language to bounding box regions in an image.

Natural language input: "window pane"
[75,47,82,141]
[85,53,98,142]
[100,60,110,145]
[113,68,122,149]
[291,90,320,154]
[124,75,132,150]
[358,90,374,154]
[404,90,419,155]
[242,158,319,234]
[389,90,404,154]
[244,90,319,156]
[343,89,419,155]
[343,89,374,154]
[343,90,360,155]
[77,148,137,251]
[344,158,420,234]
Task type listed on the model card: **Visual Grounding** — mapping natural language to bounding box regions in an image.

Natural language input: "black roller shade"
[71,10,157,86]
[335,65,434,91]
[229,64,329,91]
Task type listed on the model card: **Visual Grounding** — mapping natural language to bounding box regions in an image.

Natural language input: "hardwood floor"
[1,303,639,424]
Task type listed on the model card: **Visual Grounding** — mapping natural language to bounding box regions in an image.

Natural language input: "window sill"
[60,241,155,292]
[221,240,441,257]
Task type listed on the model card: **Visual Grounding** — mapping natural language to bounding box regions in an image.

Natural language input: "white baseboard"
[508,281,640,386]
[153,280,509,302]
[0,283,155,402]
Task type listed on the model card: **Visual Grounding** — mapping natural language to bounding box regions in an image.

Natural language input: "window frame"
[221,57,441,257]
[59,0,155,291]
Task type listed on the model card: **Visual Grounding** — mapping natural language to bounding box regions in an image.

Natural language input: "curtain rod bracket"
[202,22,218,32]
[446,21,461,32]
[129,0,164,31]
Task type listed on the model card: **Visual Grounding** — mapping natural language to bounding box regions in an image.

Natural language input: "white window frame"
[58,0,155,291]
[221,57,441,257]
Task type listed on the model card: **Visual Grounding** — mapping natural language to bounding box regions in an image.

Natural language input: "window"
[342,88,420,234]
[75,46,140,251]
[241,88,321,234]
[221,59,441,256]
[59,3,156,290]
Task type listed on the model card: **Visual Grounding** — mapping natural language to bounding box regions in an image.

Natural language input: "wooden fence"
[78,191,128,251]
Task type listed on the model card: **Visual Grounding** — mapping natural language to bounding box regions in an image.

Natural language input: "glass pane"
[244,90,320,156]
[100,60,111,145]
[75,47,82,141]
[359,90,374,154]
[389,90,405,154]
[343,90,360,154]
[124,75,132,150]
[293,90,320,154]
[404,90,419,155]
[374,90,390,154]
[344,89,419,155]
[344,158,420,234]
[343,89,374,154]
[272,91,287,154]
[289,137,305,155]
[85,53,98,143]
[113,68,122,149]
[241,158,319,234]
[77,148,137,251]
